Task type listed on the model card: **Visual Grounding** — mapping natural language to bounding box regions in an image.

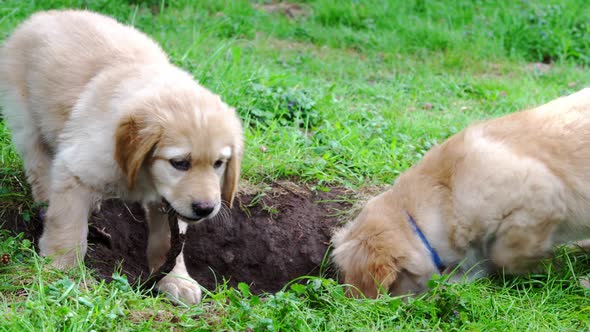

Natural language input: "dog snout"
[192,201,215,218]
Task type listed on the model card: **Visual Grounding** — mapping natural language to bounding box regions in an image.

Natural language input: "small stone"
[422,102,433,110]
[39,208,47,221]
[222,251,235,264]
[579,276,590,289]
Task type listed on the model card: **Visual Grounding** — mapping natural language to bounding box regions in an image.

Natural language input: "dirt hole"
[1,182,353,294]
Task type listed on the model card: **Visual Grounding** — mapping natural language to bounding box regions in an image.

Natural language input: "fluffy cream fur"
[0,10,243,304]
[332,88,590,298]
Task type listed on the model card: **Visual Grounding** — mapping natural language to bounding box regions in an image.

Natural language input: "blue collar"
[405,212,445,272]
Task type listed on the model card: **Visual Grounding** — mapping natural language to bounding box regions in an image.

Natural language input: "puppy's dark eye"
[170,159,191,171]
[213,160,224,169]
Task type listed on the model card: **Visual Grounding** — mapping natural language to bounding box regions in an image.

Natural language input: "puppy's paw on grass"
[157,273,202,305]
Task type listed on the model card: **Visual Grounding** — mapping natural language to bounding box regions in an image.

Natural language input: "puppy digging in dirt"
[332,88,590,298]
[0,10,243,304]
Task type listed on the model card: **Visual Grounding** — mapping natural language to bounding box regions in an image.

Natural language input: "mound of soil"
[0,182,353,294]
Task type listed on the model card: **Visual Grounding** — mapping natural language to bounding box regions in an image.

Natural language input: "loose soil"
[0,182,354,294]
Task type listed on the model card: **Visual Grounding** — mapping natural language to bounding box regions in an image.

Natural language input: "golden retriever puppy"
[332,88,590,298]
[0,10,243,304]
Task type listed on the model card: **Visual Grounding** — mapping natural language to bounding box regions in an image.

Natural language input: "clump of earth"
[1,181,355,293]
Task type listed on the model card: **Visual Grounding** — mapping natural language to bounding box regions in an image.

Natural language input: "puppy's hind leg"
[22,134,53,204]
[145,203,202,305]
[488,209,559,274]
[1,91,53,203]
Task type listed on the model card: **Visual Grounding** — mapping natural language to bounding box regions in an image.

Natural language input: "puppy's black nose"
[192,201,215,218]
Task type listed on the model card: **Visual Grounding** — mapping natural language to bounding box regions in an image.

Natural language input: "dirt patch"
[0,182,353,294]
[253,2,308,19]
[527,62,553,74]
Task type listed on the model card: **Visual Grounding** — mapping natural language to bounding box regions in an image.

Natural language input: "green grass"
[1,0,590,330]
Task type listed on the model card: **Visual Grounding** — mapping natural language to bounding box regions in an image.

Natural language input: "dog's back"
[0,10,168,149]
[478,88,590,163]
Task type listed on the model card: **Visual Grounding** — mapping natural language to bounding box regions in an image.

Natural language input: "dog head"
[115,72,243,223]
[331,189,440,298]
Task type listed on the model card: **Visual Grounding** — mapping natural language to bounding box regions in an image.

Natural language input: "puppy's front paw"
[39,236,81,269]
[47,254,78,269]
[156,273,202,305]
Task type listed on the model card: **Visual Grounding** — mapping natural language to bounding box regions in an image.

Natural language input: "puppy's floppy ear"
[115,113,161,189]
[222,141,243,207]
[221,108,244,207]
[332,227,400,298]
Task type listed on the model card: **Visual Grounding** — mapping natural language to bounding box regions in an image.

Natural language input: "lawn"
[1,0,590,330]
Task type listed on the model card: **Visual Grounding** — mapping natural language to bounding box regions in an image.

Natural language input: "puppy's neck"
[399,135,468,269]
[407,195,462,271]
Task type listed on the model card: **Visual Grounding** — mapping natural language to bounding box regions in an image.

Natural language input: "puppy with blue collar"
[332,88,590,298]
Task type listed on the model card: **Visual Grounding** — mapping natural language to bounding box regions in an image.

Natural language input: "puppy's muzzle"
[161,199,207,224]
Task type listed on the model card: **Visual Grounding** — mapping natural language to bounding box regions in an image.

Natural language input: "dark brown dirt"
[0,182,353,294]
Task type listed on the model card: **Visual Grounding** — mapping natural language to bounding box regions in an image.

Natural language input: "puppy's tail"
[331,226,399,298]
